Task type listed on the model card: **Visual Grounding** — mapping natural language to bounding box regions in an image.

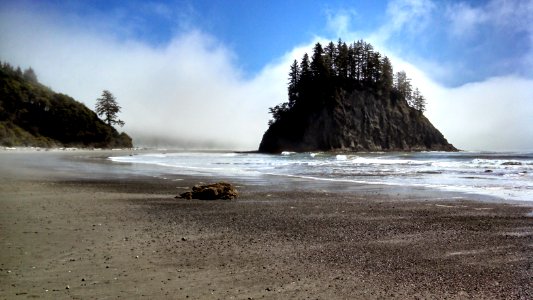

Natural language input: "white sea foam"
[109,151,533,202]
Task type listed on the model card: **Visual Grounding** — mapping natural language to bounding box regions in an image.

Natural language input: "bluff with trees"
[0,61,132,148]
[259,39,456,153]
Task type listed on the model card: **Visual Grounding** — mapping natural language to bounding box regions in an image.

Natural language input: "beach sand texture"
[1,150,532,299]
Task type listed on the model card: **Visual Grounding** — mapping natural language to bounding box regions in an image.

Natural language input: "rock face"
[259,89,456,153]
[178,182,238,200]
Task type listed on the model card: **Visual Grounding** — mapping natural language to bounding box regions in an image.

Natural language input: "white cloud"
[368,44,533,152]
[323,3,533,151]
[381,0,435,37]
[446,0,533,39]
[0,8,288,150]
[446,3,487,38]
[423,76,533,151]
[486,0,533,31]
[1,2,532,151]
[326,9,355,38]
[269,35,533,151]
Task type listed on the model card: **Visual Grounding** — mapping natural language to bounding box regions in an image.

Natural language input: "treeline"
[1,61,39,85]
[269,39,426,125]
[0,60,132,148]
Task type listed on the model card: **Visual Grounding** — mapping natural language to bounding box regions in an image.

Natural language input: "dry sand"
[0,150,532,299]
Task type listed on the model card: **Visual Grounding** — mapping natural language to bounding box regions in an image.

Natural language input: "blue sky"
[2,0,386,77]
[1,0,532,150]
[10,0,530,86]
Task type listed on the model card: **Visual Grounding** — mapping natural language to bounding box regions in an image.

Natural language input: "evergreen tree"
[324,41,336,76]
[300,53,311,80]
[353,40,364,81]
[335,40,349,80]
[23,67,38,83]
[380,56,393,96]
[394,71,412,102]
[361,42,375,83]
[95,90,125,127]
[267,39,430,126]
[416,94,426,112]
[412,88,427,112]
[347,44,356,80]
[298,53,312,102]
[369,52,382,84]
[288,60,300,108]
[268,102,289,126]
[310,43,328,80]
[1,61,14,73]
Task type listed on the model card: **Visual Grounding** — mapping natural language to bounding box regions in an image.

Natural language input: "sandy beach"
[1,150,532,299]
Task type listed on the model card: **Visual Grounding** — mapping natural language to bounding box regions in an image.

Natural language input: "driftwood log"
[177,182,238,200]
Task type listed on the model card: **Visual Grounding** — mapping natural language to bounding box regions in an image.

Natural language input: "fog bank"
[1,6,532,151]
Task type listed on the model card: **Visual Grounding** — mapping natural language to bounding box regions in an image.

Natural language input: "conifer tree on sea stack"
[95,90,125,127]
[259,39,456,153]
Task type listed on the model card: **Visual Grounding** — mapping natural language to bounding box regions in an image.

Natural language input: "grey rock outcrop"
[259,89,456,153]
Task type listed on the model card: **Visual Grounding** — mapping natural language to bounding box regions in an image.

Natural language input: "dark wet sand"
[0,150,532,299]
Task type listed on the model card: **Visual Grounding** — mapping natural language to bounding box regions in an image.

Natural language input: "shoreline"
[9,146,524,204]
[1,147,531,209]
[1,151,532,298]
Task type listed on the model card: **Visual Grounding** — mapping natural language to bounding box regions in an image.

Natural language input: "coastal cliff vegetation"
[0,61,132,148]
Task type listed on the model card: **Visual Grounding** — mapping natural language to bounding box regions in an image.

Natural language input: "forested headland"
[259,39,456,153]
[0,61,132,148]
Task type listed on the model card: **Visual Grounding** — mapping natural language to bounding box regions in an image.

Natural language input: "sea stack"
[259,39,456,153]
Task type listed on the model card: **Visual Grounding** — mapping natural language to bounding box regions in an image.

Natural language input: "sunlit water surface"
[110,151,533,202]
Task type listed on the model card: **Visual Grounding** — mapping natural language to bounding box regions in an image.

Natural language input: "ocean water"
[110,151,533,202]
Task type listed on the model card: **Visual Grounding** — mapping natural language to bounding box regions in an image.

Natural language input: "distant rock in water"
[259,39,456,153]
[0,61,132,148]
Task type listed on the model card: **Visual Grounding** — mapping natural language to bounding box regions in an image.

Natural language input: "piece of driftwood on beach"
[177,182,238,200]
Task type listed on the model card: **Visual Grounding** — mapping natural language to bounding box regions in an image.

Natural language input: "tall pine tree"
[95,90,125,127]
[288,60,300,108]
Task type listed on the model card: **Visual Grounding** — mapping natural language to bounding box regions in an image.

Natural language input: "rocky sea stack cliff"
[259,39,456,153]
